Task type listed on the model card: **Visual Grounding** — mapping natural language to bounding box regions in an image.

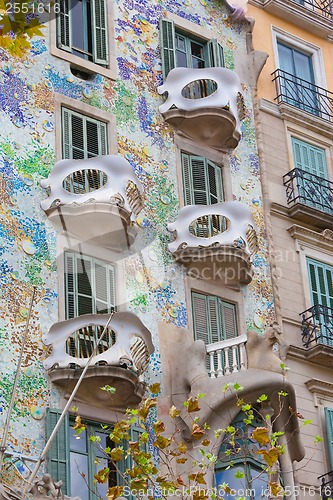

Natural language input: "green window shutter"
[292,138,327,178]
[57,0,72,51]
[325,408,333,469]
[99,121,108,155]
[181,153,194,205]
[160,18,176,79]
[307,258,333,310]
[108,265,116,310]
[207,39,224,68]
[207,160,224,204]
[219,300,237,340]
[76,255,93,316]
[46,409,70,494]
[62,108,72,160]
[65,252,76,319]
[207,296,221,343]
[91,0,109,65]
[192,292,210,344]
[190,156,209,205]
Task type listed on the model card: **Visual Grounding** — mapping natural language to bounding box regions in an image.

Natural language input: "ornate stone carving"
[29,474,80,500]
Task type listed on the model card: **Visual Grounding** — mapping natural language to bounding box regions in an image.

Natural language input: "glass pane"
[191,41,204,59]
[176,50,187,67]
[251,467,269,500]
[70,452,89,500]
[71,0,85,51]
[294,50,313,82]
[192,57,205,69]
[176,34,186,51]
[70,426,87,453]
[215,467,245,499]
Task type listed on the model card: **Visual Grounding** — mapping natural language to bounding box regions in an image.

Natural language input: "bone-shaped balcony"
[40,155,143,250]
[42,312,154,409]
[167,201,258,286]
[158,68,245,151]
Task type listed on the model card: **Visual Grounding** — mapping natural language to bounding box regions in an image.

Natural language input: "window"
[65,253,116,357]
[324,407,333,469]
[182,153,224,237]
[307,258,333,346]
[57,0,108,65]
[160,18,224,79]
[62,108,108,160]
[65,252,115,319]
[276,41,318,115]
[47,410,143,500]
[291,138,331,213]
[215,412,269,500]
[191,292,237,344]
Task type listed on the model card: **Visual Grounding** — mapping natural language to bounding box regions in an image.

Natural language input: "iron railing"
[301,304,333,348]
[283,168,333,214]
[291,0,333,19]
[272,69,333,122]
[318,471,333,500]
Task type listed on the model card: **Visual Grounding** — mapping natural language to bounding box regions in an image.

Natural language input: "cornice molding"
[287,224,333,251]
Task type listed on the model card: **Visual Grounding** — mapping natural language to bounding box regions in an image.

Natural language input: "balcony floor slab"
[48,365,146,409]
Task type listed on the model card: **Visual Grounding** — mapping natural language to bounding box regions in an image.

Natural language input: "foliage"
[0,0,46,57]
[71,381,318,500]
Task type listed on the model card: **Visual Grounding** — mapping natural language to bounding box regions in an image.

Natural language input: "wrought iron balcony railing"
[272,69,333,122]
[301,304,333,348]
[283,168,333,214]
[319,471,333,500]
[292,0,333,19]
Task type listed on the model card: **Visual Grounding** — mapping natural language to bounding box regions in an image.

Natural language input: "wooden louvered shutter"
[182,153,193,206]
[57,0,71,51]
[325,408,333,469]
[76,255,93,316]
[207,295,220,343]
[160,19,176,79]
[307,259,333,309]
[46,409,70,494]
[99,121,108,155]
[207,39,224,68]
[292,138,327,178]
[219,300,237,340]
[108,265,116,311]
[71,112,85,160]
[190,156,209,205]
[207,160,223,204]
[94,261,109,314]
[62,108,72,159]
[192,293,210,344]
[92,0,109,65]
[65,253,76,319]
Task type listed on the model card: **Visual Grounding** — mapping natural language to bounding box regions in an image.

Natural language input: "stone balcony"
[42,312,154,409]
[158,67,245,151]
[167,201,258,286]
[40,155,143,250]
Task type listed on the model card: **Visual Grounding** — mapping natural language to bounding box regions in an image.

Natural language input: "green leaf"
[257,394,268,403]
[303,419,312,426]
[233,383,244,392]
[314,435,323,444]
[234,470,244,479]
[101,385,116,394]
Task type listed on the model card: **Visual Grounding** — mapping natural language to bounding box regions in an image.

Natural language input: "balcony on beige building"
[283,168,333,229]
[300,304,333,367]
[167,201,258,286]
[42,312,154,409]
[157,67,245,151]
[319,471,333,500]
[250,0,333,37]
[40,155,143,250]
[272,69,333,124]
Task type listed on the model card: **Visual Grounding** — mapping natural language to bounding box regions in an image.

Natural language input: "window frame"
[64,251,116,319]
[61,106,108,160]
[191,290,238,345]
[271,26,326,90]
[54,93,117,161]
[49,0,116,79]
[160,13,224,80]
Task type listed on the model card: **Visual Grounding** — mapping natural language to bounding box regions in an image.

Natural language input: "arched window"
[215,411,270,500]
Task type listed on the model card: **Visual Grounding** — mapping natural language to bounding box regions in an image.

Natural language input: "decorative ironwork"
[291,0,333,19]
[272,68,333,121]
[319,471,333,500]
[300,304,333,348]
[283,168,333,214]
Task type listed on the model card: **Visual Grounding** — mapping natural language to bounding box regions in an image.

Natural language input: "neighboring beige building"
[248,0,333,496]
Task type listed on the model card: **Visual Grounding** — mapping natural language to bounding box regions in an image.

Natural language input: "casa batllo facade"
[0,0,326,498]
